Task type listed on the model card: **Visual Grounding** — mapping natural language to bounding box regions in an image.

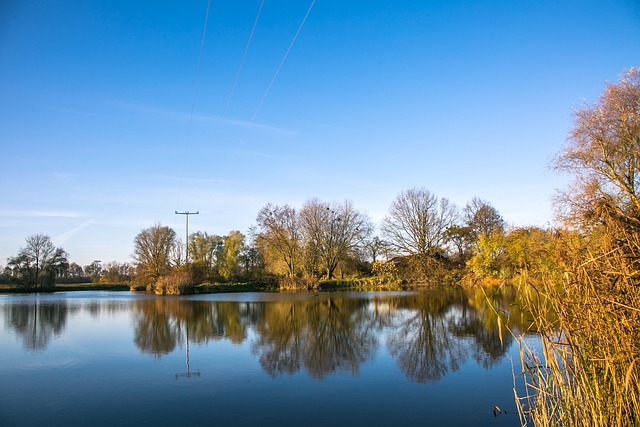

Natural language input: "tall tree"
[362,235,391,263]
[6,234,68,289]
[239,237,264,279]
[555,67,640,227]
[133,224,176,283]
[255,204,302,278]
[84,260,103,282]
[219,230,245,281]
[189,231,223,278]
[66,262,85,278]
[102,262,131,284]
[463,197,505,248]
[382,188,457,257]
[299,199,371,279]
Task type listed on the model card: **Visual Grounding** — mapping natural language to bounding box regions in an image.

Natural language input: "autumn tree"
[299,199,372,279]
[444,225,473,263]
[555,67,640,227]
[188,231,223,279]
[133,223,176,284]
[255,204,302,278]
[464,197,505,245]
[462,198,507,272]
[6,234,69,289]
[239,237,264,280]
[517,68,640,426]
[219,230,245,281]
[170,239,186,268]
[102,262,131,284]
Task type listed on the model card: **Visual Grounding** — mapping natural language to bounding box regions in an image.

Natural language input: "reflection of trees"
[252,297,378,379]
[449,306,509,370]
[387,292,465,383]
[132,299,261,357]
[134,301,179,356]
[4,301,73,350]
[252,302,303,376]
[451,287,535,369]
[386,289,535,382]
[449,288,513,369]
[1,288,535,386]
[3,299,132,351]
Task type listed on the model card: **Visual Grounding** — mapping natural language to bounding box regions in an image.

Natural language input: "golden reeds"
[515,222,640,427]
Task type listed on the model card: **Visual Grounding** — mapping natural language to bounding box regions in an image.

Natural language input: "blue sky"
[1,0,639,266]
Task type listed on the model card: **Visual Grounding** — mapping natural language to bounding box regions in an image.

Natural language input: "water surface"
[0,289,537,426]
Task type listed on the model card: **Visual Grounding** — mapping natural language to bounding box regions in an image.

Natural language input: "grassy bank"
[0,283,130,293]
[189,281,280,294]
[316,277,460,291]
[1,278,462,295]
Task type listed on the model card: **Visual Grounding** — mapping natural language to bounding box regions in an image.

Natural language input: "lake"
[0,289,538,427]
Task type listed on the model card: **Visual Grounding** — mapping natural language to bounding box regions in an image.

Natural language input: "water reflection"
[252,297,377,379]
[2,289,533,383]
[388,293,466,383]
[3,301,73,350]
[132,299,260,357]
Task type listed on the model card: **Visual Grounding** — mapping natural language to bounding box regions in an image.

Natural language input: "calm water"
[0,289,538,427]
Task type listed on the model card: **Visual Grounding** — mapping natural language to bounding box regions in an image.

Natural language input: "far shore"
[0,279,461,295]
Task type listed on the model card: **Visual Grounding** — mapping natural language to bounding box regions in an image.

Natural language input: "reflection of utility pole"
[175,211,199,262]
[176,324,201,380]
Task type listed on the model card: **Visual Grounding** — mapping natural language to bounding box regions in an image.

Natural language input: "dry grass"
[277,274,319,290]
[515,221,640,427]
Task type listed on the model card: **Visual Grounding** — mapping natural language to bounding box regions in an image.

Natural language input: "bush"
[151,270,193,295]
[278,275,319,290]
[371,260,399,284]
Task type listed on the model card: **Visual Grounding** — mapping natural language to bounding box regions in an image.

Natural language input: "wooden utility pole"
[175,211,199,262]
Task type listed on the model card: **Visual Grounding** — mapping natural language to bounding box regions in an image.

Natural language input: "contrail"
[228,0,316,161]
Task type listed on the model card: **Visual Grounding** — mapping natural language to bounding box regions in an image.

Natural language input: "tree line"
[2,189,514,292]
[123,191,514,294]
[0,236,131,289]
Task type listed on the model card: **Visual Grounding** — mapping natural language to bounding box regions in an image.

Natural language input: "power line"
[251,0,316,124]
[223,0,265,118]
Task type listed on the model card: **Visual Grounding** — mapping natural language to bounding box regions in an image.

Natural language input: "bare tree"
[362,235,391,263]
[300,199,372,279]
[382,188,457,257]
[463,197,505,244]
[555,67,640,228]
[170,239,186,268]
[133,223,176,283]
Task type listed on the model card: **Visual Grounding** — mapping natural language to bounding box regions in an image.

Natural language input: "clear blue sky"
[1,0,639,266]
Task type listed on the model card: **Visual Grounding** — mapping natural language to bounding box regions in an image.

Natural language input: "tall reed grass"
[515,222,640,426]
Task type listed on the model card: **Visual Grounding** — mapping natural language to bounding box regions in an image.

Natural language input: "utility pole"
[175,211,199,262]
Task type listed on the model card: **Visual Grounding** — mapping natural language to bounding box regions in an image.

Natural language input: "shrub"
[152,270,193,295]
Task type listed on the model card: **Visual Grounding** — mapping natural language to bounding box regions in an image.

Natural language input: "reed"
[515,223,640,427]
